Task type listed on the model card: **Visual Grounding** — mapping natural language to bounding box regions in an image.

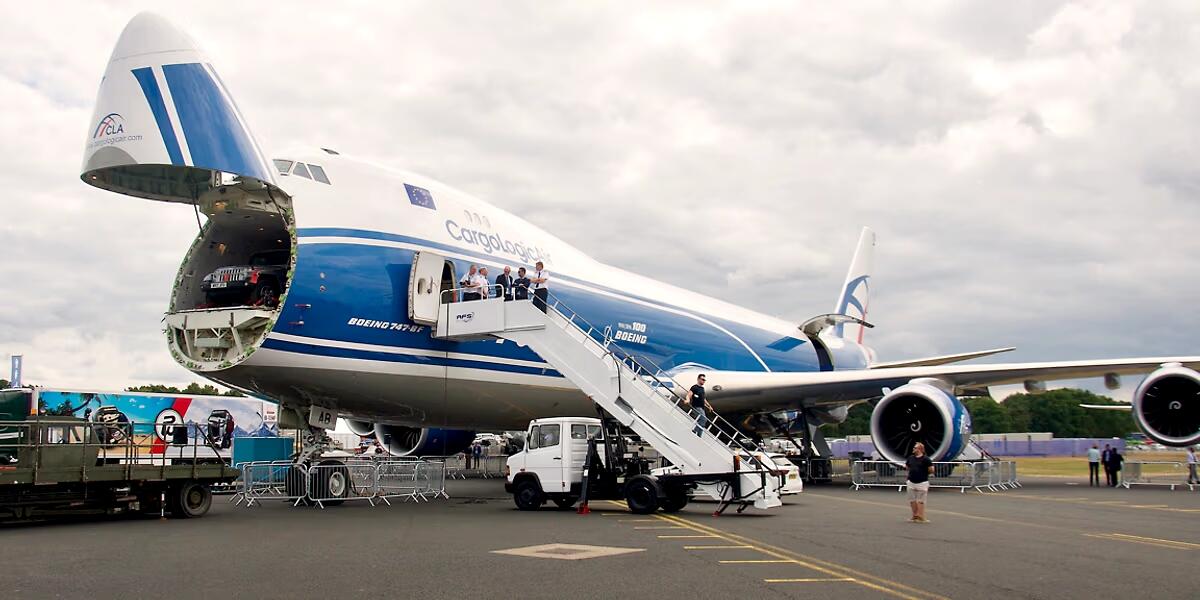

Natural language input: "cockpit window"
[309,164,330,184]
[292,163,312,179]
[273,159,293,174]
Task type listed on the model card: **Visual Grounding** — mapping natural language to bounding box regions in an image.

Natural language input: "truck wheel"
[660,488,689,513]
[552,496,578,510]
[171,482,213,518]
[625,475,660,514]
[513,479,544,511]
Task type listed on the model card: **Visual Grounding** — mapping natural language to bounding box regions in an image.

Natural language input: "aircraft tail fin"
[833,227,875,342]
[80,12,278,204]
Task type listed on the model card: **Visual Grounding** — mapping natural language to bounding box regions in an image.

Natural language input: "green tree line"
[821,388,1134,439]
[126,383,243,397]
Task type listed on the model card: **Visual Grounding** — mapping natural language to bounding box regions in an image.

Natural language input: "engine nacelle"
[869,379,972,464]
[1132,365,1200,447]
[374,424,475,457]
[344,419,375,437]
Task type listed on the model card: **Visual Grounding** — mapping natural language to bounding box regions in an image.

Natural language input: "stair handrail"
[536,291,772,471]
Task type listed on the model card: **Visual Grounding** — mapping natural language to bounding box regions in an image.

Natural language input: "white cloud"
[1,1,1198,396]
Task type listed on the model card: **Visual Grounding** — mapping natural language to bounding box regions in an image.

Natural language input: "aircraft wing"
[697,356,1200,411]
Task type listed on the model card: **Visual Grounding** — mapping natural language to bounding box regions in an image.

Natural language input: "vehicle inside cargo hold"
[164,182,295,370]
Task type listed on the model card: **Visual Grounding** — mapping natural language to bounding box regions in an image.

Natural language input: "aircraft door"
[409,251,448,325]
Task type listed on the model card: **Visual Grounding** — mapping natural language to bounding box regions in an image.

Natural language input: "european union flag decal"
[405,183,436,210]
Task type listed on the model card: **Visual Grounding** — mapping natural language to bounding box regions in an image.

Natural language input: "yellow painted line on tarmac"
[655,513,948,600]
[720,559,797,564]
[765,577,856,584]
[658,535,717,539]
[683,545,753,550]
[618,519,659,523]
[1083,533,1192,551]
[1104,533,1200,549]
[633,526,685,530]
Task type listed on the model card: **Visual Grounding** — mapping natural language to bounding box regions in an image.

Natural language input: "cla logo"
[456,312,475,323]
[93,113,125,139]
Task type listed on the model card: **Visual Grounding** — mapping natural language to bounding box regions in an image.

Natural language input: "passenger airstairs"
[434,292,781,510]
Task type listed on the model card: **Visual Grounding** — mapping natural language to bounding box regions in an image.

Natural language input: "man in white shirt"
[1086,444,1101,487]
[477,267,491,299]
[459,264,481,301]
[530,260,550,313]
[1188,446,1198,485]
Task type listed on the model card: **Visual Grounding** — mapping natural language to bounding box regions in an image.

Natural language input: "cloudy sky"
[2,1,1197,399]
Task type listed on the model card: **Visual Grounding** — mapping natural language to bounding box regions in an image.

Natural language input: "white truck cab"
[505,417,601,510]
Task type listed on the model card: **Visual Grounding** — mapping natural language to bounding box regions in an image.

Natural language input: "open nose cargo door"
[80,11,280,203]
[81,12,296,373]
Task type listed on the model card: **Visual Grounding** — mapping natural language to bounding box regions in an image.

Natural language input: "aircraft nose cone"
[110,12,201,62]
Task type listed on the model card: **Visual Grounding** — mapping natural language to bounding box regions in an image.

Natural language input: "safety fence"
[232,459,449,508]
[1121,461,1199,491]
[439,454,508,480]
[851,460,1020,493]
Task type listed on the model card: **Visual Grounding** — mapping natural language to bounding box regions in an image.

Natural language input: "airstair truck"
[506,415,791,514]
[0,388,238,521]
[435,291,783,515]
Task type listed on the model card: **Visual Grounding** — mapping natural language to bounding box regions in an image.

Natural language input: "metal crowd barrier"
[236,461,308,507]
[439,454,507,479]
[851,460,1020,493]
[1121,461,1198,491]
[236,458,451,508]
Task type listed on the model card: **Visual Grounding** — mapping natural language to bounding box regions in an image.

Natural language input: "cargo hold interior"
[165,184,295,369]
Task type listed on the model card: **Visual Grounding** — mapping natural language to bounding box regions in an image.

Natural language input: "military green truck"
[0,389,239,521]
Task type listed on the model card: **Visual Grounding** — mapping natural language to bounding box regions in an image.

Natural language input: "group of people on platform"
[1086,443,1127,487]
[457,260,550,311]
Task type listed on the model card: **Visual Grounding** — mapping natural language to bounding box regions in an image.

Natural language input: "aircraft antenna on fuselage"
[833,227,875,342]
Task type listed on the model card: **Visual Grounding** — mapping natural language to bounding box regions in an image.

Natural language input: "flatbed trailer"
[0,415,238,521]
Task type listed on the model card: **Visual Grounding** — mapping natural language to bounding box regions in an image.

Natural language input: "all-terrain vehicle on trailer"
[0,389,239,521]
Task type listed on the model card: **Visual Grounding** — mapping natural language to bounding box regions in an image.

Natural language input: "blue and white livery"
[80,13,1200,461]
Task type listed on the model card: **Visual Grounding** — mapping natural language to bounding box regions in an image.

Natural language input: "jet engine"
[344,419,375,437]
[374,424,476,457]
[869,379,972,464]
[1132,365,1200,447]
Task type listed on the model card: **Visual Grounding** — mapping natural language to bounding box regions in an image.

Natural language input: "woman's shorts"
[907,480,930,503]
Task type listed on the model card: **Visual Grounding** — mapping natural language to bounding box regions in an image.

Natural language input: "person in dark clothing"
[495,266,515,301]
[906,442,934,523]
[685,374,712,437]
[513,267,531,301]
[1107,447,1124,487]
[1101,444,1113,487]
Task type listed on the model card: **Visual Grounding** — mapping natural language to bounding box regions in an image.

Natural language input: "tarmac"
[4,475,1199,599]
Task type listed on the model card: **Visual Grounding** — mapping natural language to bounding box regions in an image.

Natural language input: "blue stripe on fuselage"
[276,233,852,375]
[261,338,563,377]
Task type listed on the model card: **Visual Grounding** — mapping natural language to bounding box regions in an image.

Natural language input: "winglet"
[833,227,875,341]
